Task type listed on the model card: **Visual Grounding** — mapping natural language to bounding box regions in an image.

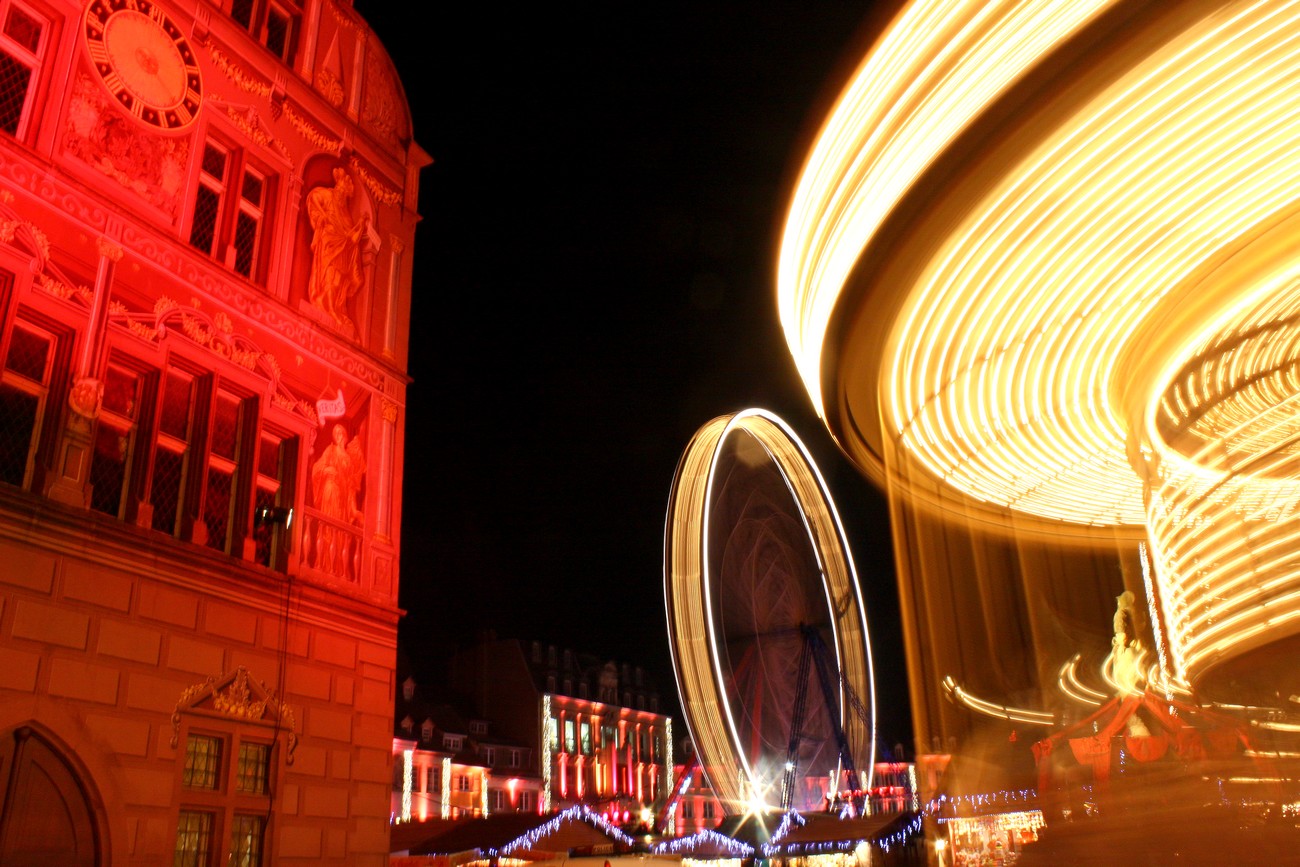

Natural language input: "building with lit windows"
[0,0,425,862]
[391,673,542,824]
[450,636,673,824]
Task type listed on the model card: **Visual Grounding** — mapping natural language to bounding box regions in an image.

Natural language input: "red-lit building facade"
[391,674,542,824]
[451,638,673,826]
[0,0,424,862]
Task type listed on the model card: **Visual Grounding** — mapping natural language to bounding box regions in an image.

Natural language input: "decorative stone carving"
[361,50,405,148]
[64,73,190,216]
[171,666,298,764]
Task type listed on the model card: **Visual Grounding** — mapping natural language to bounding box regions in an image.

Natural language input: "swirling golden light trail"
[778,0,1300,694]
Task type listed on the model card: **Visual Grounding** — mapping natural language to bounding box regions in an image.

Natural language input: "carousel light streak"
[665,409,876,811]
[777,0,1300,695]
[942,676,1056,726]
[1138,541,1175,702]
[1056,654,1107,707]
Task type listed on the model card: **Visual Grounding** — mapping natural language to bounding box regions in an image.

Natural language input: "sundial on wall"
[83,0,202,130]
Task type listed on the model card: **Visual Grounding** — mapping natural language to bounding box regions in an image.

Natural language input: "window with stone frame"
[200,387,254,554]
[0,0,46,139]
[0,298,71,493]
[131,357,296,570]
[89,356,154,519]
[174,728,274,867]
[188,138,276,284]
[251,427,295,569]
[172,668,292,867]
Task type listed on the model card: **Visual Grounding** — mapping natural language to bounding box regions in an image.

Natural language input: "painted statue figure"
[311,422,365,525]
[306,168,370,332]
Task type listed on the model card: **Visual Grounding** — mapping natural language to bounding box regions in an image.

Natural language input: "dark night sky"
[356,2,914,751]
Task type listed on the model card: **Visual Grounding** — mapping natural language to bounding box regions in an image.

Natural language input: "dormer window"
[421,720,433,742]
[401,677,415,702]
[443,735,463,752]
[400,716,413,734]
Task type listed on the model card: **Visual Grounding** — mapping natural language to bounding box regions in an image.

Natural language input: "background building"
[0,0,425,862]
[391,672,541,823]
[450,635,673,824]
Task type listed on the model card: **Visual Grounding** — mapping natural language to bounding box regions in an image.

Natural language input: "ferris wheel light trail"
[777,0,1300,694]
[664,409,876,813]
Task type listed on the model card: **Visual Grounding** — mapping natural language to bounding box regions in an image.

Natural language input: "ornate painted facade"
[0,0,425,862]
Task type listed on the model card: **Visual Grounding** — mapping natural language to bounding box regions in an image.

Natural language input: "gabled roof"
[408,806,634,857]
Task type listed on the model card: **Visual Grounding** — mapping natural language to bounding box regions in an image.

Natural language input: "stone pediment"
[171,666,297,764]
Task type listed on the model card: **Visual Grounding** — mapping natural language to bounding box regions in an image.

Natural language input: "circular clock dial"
[103,10,185,107]
[83,0,202,130]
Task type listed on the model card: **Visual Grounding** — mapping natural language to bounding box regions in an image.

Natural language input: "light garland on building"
[441,757,451,820]
[541,695,554,813]
[653,829,755,857]
[925,789,1037,818]
[665,718,673,801]
[491,805,635,857]
[762,812,923,856]
[766,810,808,846]
[401,749,413,822]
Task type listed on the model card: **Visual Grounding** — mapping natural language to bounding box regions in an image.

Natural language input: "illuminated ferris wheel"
[664,409,876,814]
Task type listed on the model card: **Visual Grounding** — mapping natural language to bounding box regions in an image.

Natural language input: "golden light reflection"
[778,0,1300,694]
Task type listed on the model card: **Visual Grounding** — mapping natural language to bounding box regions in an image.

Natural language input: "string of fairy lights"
[777,0,1300,693]
[653,829,756,857]
[490,805,634,858]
